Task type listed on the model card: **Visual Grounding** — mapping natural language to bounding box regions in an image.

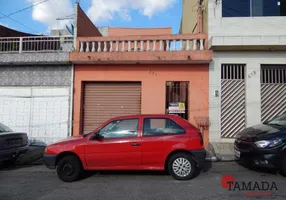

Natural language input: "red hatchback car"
[43,114,206,182]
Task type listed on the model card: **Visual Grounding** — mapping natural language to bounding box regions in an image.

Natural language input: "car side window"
[143,118,185,136]
[98,119,139,139]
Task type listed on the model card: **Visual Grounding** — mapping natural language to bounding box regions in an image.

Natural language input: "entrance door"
[83,82,141,134]
[220,64,246,138]
[261,65,286,123]
[84,118,142,170]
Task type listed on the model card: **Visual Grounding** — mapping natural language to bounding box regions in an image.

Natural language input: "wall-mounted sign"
[168,102,185,114]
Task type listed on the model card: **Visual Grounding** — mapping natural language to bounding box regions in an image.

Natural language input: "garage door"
[83,82,141,133]
[0,87,70,144]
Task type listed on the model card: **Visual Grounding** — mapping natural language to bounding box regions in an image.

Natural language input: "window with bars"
[261,65,286,84]
[221,64,245,80]
[165,81,189,120]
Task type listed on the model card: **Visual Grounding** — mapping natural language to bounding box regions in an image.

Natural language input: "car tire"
[56,155,83,182]
[167,152,197,181]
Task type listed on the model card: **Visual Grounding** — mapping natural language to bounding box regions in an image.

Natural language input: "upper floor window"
[222,0,286,17]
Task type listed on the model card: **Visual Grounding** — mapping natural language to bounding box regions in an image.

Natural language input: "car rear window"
[0,123,13,133]
[143,118,185,136]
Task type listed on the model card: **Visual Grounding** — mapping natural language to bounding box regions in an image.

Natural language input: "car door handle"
[131,142,140,146]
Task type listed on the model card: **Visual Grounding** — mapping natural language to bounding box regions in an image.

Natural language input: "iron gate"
[221,64,246,138]
[261,65,286,123]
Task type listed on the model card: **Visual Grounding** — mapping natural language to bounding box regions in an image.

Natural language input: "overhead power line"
[0,11,38,33]
[0,0,50,19]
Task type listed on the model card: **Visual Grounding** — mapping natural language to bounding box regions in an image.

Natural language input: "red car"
[43,114,206,182]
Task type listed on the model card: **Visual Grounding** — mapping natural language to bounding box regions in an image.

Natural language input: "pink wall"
[73,64,209,144]
[107,27,172,36]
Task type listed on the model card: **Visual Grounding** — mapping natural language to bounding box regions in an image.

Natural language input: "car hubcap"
[172,157,192,177]
[63,164,74,176]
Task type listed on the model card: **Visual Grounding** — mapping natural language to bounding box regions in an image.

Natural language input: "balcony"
[0,36,74,53]
[70,33,212,64]
[0,36,74,65]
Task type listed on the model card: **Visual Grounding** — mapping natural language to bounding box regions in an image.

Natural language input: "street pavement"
[0,162,286,200]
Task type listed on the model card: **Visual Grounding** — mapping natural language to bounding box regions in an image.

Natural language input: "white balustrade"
[153,40,157,52]
[140,41,144,52]
[134,41,138,52]
[109,41,113,52]
[180,40,183,50]
[76,38,206,53]
[97,41,101,52]
[103,41,107,52]
[193,39,197,50]
[0,36,74,53]
[128,41,131,52]
[86,42,90,52]
[80,42,84,52]
[200,39,204,50]
[146,40,150,51]
[92,42,96,52]
[166,40,170,51]
[186,40,190,51]
[116,41,119,52]
[173,40,177,51]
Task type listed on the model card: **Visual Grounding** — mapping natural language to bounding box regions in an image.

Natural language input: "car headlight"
[254,139,282,148]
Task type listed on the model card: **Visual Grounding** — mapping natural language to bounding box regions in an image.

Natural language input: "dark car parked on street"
[0,123,29,164]
[234,112,286,176]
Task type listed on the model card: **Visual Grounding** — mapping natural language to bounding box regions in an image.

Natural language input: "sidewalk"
[206,142,235,161]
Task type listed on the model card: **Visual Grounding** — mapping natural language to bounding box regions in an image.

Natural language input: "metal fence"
[0,36,74,53]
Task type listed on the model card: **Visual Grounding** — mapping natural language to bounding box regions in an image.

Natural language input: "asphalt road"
[1,162,286,200]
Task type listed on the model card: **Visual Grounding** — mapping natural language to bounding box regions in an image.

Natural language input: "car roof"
[108,114,181,120]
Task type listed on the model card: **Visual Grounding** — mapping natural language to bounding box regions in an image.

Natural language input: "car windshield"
[0,123,13,133]
[265,113,286,126]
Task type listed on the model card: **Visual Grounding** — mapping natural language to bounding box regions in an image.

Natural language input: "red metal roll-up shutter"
[83,82,141,133]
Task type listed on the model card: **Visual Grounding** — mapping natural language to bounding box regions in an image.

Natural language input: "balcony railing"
[78,34,207,53]
[0,36,74,53]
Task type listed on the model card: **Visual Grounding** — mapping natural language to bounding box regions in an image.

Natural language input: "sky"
[0,0,182,35]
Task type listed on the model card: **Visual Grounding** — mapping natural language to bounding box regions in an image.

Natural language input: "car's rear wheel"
[167,152,197,180]
[57,155,83,182]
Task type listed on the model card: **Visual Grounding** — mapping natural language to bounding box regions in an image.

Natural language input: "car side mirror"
[90,132,103,140]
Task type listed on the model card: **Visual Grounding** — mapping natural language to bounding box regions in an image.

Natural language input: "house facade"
[181,0,286,144]
[0,3,101,145]
[0,26,74,145]
[70,6,213,146]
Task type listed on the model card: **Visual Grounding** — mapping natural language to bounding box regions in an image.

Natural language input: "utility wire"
[0,0,50,19]
[0,11,38,33]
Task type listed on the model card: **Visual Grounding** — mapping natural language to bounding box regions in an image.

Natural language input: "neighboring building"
[0,2,102,145]
[70,5,213,146]
[0,26,73,145]
[181,0,286,144]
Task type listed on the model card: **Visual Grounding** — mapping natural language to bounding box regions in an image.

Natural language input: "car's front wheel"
[167,152,197,180]
[57,155,83,182]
